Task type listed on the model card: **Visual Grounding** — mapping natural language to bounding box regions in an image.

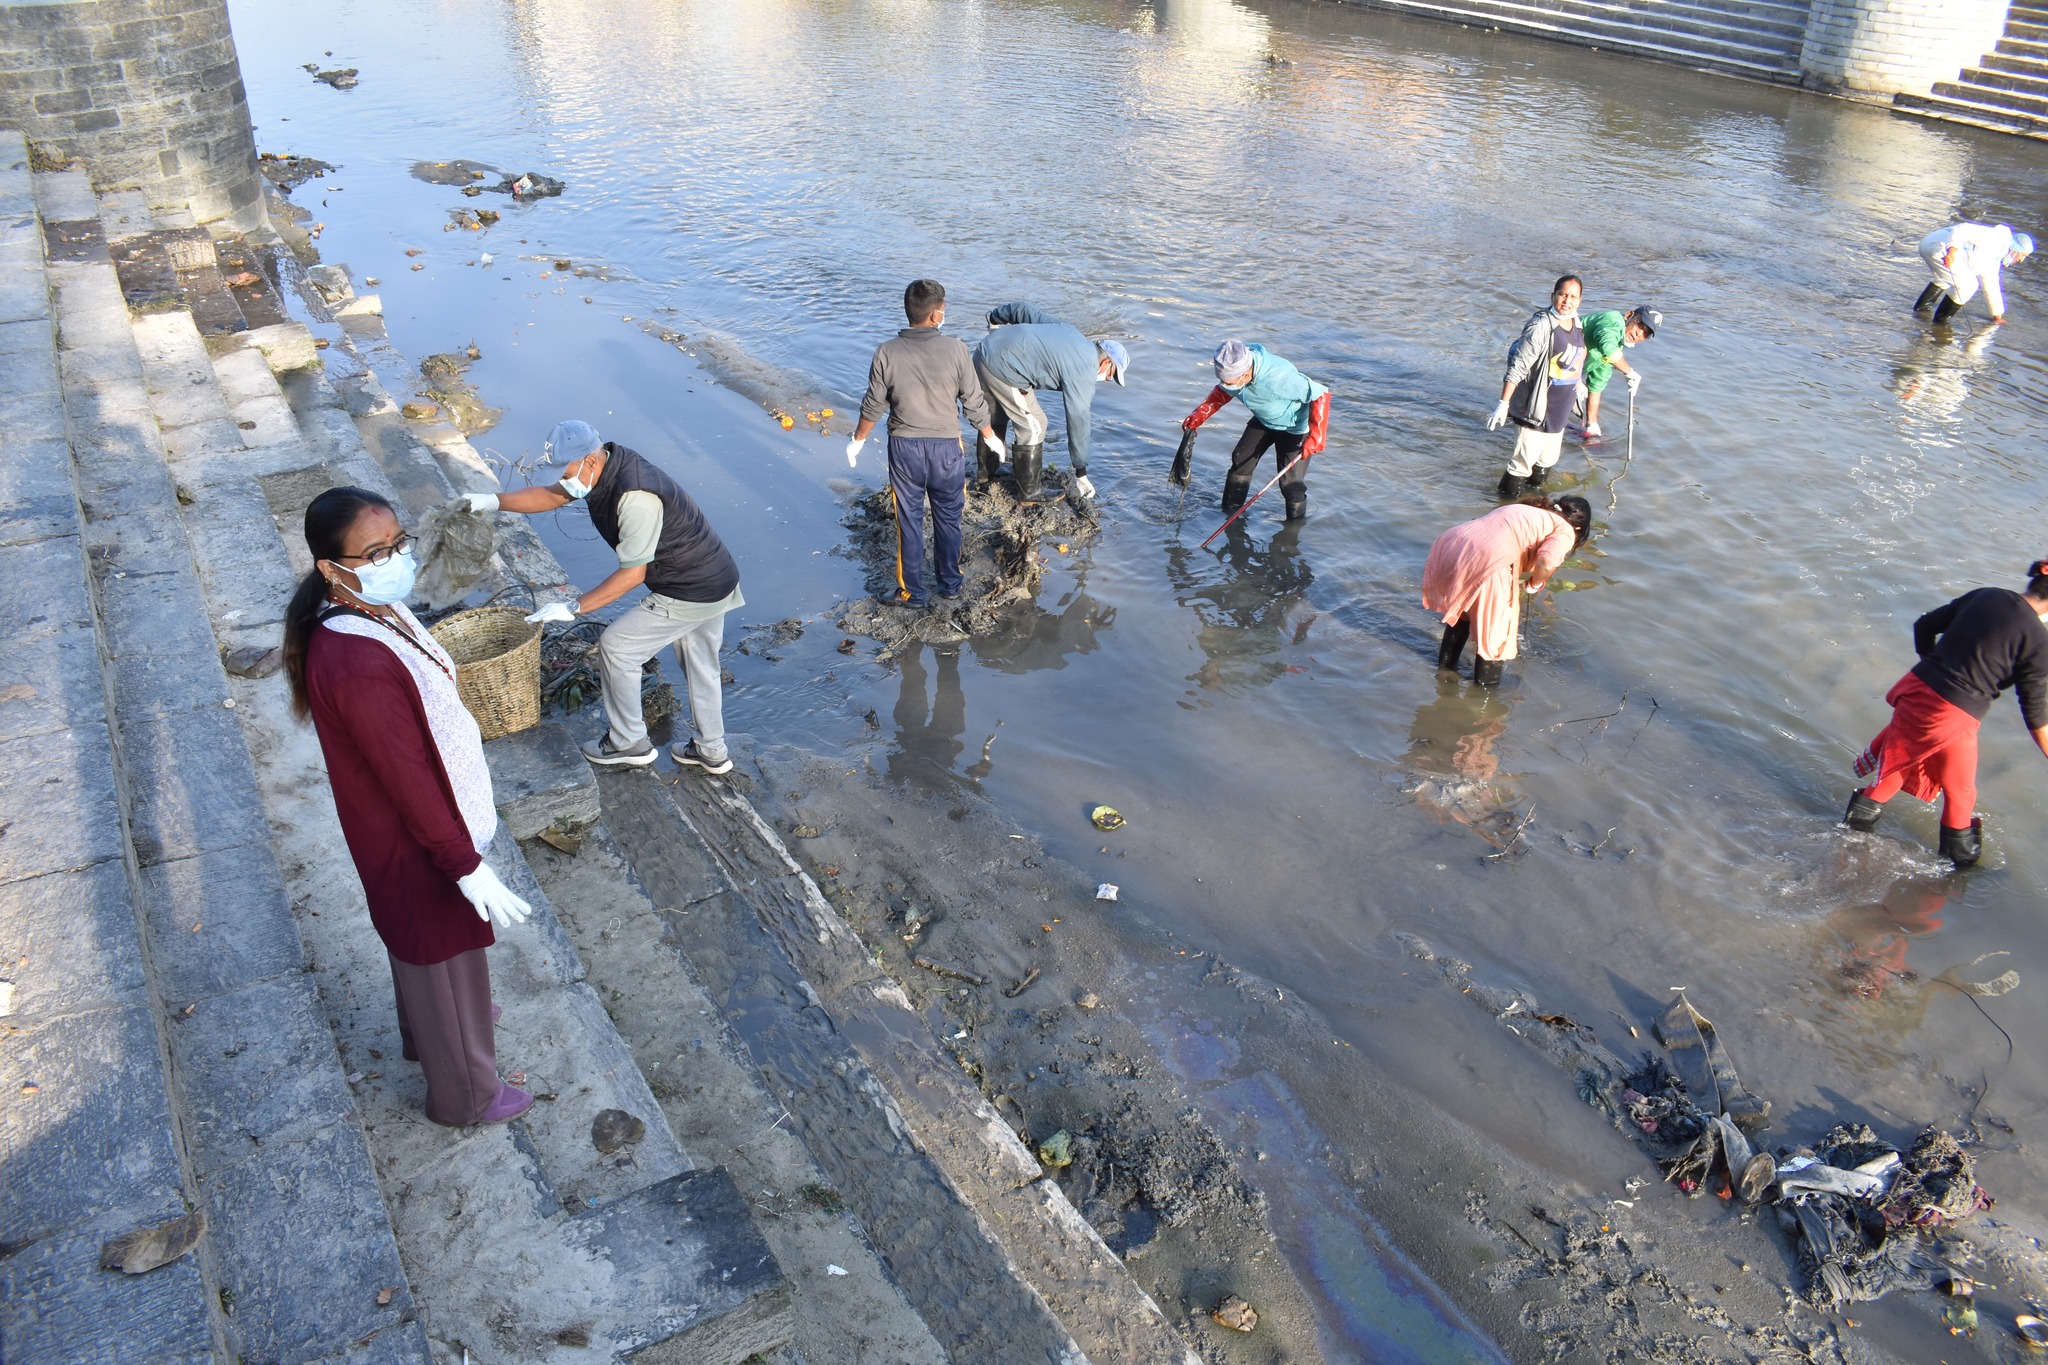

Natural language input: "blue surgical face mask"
[559,473,592,499]
[350,548,416,605]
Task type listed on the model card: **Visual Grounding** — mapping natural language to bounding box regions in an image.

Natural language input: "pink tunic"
[1421,504,1576,662]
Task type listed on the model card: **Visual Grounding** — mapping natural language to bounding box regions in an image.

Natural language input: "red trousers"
[1854,673,1980,831]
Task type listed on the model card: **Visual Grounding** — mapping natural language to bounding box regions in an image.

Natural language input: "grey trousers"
[1507,426,1565,477]
[600,598,729,757]
[389,947,500,1127]
[974,354,1047,446]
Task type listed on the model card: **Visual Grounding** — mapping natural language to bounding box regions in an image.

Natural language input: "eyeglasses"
[341,532,415,567]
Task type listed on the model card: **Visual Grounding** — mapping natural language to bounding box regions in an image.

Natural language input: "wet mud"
[837,477,1101,651]
[418,345,500,434]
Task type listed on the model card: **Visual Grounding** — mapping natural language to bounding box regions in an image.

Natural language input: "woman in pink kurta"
[1423,495,1590,685]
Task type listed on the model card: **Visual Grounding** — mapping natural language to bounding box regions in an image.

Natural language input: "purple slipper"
[474,1083,533,1125]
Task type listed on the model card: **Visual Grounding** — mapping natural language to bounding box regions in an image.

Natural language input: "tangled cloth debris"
[1775,1123,1993,1307]
[413,502,497,609]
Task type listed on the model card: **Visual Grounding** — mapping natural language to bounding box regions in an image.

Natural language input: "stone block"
[0,254,53,329]
[140,842,306,1004]
[133,311,232,432]
[119,702,269,865]
[0,317,58,402]
[0,625,103,743]
[0,435,79,549]
[233,391,300,449]
[0,1223,215,1365]
[29,168,97,225]
[212,345,281,407]
[486,722,600,840]
[168,973,353,1178]
[95,568,217,659]
[200,1122,415,1365]
[72,441,177,525]
[0,1005,188,1245]
[0,388,68,444]
[567,1168,794,1364]
[315,1319,434,1364]
[80,501,187,568]
[0,535,93,643]
[0,860,144,1020]
[108,646,231,721]
[160,414,249,466]
[482,825,584,991]
[0,724,124,886]
[239,322,319,373]
[180,481,300,625]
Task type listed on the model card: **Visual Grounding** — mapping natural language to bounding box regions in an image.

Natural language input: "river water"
[229,0,2048,1357]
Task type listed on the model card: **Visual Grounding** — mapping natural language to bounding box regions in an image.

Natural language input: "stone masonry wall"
[1801,0,2013,95]
[0,0,263,230]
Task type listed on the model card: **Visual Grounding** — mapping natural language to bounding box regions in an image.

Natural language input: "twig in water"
[1483,804,1537,860]
[913,955,989,987]
[1588,827,1616,857]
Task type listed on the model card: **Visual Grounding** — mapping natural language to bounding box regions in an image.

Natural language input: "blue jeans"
[887,435,965,603]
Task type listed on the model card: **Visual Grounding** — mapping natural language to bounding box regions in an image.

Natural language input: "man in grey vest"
[461,420,743,772]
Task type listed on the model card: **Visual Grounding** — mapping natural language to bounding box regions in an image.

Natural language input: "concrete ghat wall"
[0,0,263,230]
[1801,0,2013,95]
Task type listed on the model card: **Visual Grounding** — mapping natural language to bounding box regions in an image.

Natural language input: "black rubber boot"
[1496,471,1529,499]
[1221,476,1252,513]
[1842,791,1886,832]
[1472,657,1505,687]
[1913,282,1944,312]
[1283,487,1308,521]
[1010,443,1046,502]
[1939,818,1983,868]
[1933,293,1962,325]
[1526,464,1549,491]
[1437,621,1470,671]
[976,441,1003,490]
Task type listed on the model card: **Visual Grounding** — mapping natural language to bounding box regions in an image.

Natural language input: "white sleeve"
[1983,265,2006,317]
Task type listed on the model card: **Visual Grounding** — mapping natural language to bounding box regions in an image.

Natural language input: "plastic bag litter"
[414,501,497,609]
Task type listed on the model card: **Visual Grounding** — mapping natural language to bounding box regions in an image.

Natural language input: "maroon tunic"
[305,627,491,965]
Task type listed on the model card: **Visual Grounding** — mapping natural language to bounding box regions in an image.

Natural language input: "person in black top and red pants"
[1845,561,2048,866]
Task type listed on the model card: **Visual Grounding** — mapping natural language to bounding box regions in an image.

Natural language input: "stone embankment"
[0,128,1228,1363]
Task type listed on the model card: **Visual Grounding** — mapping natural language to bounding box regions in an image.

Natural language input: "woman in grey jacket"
[1486,275,1586,498]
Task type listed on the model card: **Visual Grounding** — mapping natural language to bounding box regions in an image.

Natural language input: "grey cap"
[1629,307,1663,337]
[1214,339,1252,383]
[1098,339,1129,386]
[544,419,601,464]
[2014,231,2035,257]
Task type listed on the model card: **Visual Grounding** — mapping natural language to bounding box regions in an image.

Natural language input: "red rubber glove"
[1183,386,1233,432]
[1302,392,1330,458]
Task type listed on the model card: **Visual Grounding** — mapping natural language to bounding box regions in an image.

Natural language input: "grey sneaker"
[671,739,733,775]
[581,733,657,767]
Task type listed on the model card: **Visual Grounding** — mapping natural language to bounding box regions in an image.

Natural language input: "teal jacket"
[977,303,1103,471]
[1224,344,1327,435]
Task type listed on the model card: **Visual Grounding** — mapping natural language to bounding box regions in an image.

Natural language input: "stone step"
[1955,63,2048,99]
[1979,51,2048,80]
[1562,0,1808,46]
[29,160,427,1365]
[1358,0,1806,79]
[1,140,222,1365]
[1995,35,2048,61]
[1893,89,2048,138]
[1931,77,2048,118]
[2010,18,2048,43]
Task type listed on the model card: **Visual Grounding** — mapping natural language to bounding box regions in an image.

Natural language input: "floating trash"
[1035,1130,1074,1168]
[1096,883,1119,901]
[1090,805,1125,832]
[2015,1314,2048,1348]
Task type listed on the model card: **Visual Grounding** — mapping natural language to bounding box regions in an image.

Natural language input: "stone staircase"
[1342,0,1811,84]
[1894,3,2048,138]
[0,131,791,1363]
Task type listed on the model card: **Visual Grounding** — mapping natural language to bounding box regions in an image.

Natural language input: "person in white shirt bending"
[1915,222,2032,326]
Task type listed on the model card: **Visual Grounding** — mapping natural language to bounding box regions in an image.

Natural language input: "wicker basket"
[427,606,542,742]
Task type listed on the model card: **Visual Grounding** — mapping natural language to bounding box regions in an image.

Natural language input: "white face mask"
[349,548,416,605]
[558,456,596,499]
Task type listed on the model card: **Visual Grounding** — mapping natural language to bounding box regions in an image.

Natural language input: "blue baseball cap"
[1098,339,1129,386]
[2014,232,2035,257]
[544,419,601,464]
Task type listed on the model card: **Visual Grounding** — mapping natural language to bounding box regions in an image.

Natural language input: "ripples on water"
[234,0,2048,1325]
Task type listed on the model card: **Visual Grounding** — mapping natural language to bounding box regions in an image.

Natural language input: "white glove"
[458,862,531,928]
[1486,400,1510,431]
[524,601,577,624]
[1625,370,1643,396]
[1074,474,1096,499]
[461,492,500,513]
[1525,583,1541,595]
[845,437,863,468]
[980,429,1006,459]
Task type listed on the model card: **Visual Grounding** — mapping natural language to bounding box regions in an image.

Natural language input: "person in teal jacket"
[1177,340,1330,520]
[974,302,1129,503]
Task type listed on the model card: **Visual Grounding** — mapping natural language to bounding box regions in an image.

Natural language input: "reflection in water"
[1403,678,1526,846]
[1165,523,1315,698]
[1890,326,2000,425]
[969,590,1112,675]
[1804,876,1952,1070]
[887,644,971,791]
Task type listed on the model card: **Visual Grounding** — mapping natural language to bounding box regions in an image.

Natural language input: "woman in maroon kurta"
[283,487,534,1126]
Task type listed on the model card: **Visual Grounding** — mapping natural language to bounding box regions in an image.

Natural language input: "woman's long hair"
[283,487,393,720]
[1519,493,1593,548]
